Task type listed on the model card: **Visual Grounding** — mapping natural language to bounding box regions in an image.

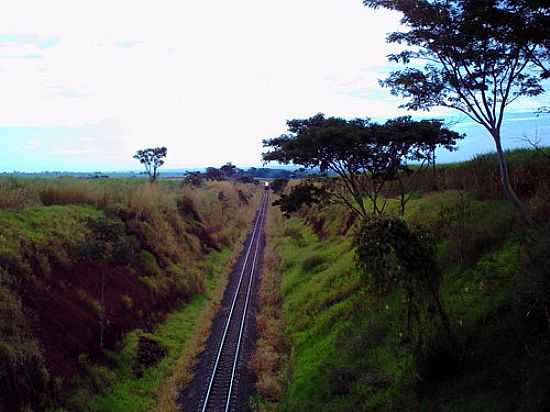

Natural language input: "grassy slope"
[71,248,232,412]
[273,190,547,411]
[0,179,261,411]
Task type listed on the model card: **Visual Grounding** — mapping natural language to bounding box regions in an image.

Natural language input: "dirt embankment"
[0,180,260,411]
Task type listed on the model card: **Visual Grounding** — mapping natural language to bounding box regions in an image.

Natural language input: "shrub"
[283,227,304,243]
[0,178,39,209]
[0,286,50,411]
[138,250,162,277]
[302,254,326,272]
[273,183,327,218]
[355,216,455,352]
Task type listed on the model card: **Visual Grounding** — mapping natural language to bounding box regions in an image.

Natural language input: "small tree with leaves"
[375,116,463,215]
[363,0,549,223]
[355,216,455,351]
[270,178,289,194]
[79,217,137,348]
[263,114,461,218]
[133,147,168,182]
[220,162,238,179]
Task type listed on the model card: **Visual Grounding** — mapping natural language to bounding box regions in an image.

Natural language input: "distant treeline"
[1,165,307,180]
[181,163,308,186]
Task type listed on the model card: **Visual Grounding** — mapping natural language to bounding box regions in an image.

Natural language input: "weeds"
[250,206,285,411]
[0,177,262,411]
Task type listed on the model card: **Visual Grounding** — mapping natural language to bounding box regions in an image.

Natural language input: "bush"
[302,254,326,272]
[283,227,305,243]
[0,286,50,411]
[0,178,38,209]
[355,216,455,353]
[78,216,139,266]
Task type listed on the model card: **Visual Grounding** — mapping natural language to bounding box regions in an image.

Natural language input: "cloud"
[0,0,546,170]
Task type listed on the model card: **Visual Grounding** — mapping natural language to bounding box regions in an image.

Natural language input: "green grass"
[273,189,543,411]
[66,248,232,412]
[436,146,550,169]
[0,204,101,244]
[275,219,365,411]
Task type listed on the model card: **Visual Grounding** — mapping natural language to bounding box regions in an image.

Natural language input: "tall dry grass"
[249,204,285,411]
[153,197,260,412]
[0,178,40,209]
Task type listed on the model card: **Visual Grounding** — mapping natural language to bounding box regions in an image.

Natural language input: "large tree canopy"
[363,0,549,223]
[263,114,462,217]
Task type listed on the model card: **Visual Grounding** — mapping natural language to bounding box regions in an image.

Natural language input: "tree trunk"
[492,131,534,225]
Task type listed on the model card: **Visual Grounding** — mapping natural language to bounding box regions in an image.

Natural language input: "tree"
[355,216,455,351]
[377,116,463,215]
[220,162,238,178]
[264,114,376,217]
[205,167,225,181]
[133,147,167,182]
[79,217,137,348]
[363,0,549,223]
[263,114,461,218]
[270,178,289,194]
[273,182,328,218]
[183,171,204,187]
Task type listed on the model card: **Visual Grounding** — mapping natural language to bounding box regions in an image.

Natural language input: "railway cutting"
[178,191,269,412]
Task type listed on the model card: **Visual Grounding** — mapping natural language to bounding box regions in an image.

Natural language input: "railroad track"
[197,191,269,412]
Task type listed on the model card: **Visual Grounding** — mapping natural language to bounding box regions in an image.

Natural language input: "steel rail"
[224,191,267,412]
[200,191,268,412]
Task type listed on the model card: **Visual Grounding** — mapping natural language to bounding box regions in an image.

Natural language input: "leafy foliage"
[79,216,138,266]
[273,182,328,218]
[363,0,549,222]
[355,216,454,350]
[133,147,168,182]
[269,178,289,194]
[0,286,51,411]
[264,114,461,217]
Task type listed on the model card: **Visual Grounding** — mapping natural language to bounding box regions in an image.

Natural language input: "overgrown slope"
[0,178,260,411]
[271,185,549,411]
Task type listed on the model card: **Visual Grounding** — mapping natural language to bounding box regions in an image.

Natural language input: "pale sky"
[0,1,547,172]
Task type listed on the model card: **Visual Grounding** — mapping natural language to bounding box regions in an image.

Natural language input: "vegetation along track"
[179,191,269,412]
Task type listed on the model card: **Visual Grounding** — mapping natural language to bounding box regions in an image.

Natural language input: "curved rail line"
[200,191,268,412]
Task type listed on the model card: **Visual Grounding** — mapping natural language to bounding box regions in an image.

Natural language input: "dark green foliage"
[301,254,326,272]
[519,223,550,338]
[0,286,51,411]
[277,186,550,411]
[133,147,168,182]
[283,227,305,244]
[79,216,138,266]
[355,216,454,357]
[263,113,462,217]
[131,335,167,377]
[220,162,237,178]
[273,183,327,218]
[355,217,438,291]
[205,167,225,181]
[182,172,204,187]
[270,178,289,194]
[236,175,256,184]
[363,0,549,223]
